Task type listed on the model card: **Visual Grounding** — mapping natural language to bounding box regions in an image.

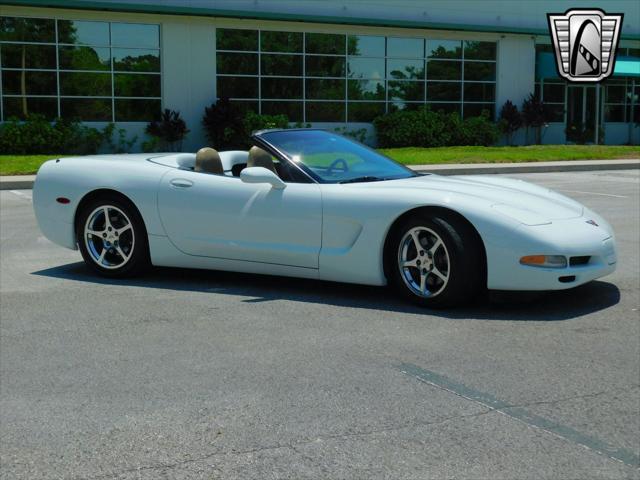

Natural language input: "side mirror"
[240,166,286,190]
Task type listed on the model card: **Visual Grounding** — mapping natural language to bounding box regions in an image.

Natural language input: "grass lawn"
[1,145,639,175]
[380,145,640,165]
[0,155,68,176]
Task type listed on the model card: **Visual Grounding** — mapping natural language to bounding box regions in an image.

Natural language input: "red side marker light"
[56,197,70,204]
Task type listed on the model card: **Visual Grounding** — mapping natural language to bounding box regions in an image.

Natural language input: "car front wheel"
[386,212,484,308]
[76,196,149,277]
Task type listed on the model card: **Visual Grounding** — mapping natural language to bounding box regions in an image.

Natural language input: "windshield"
[259,130,416,183]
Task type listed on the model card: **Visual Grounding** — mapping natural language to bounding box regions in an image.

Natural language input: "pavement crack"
[501,384,640,411]
[79,410,491,479]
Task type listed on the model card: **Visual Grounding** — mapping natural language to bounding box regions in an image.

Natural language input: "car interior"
[163,145,309,183]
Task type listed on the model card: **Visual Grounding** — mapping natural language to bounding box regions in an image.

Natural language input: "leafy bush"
[202,100,290,149]
[373,106,499,148]
[102,123,138,153]
[498,100,522,146]
[144,109,189,152]
[0,115,103,154]
[521,93,552,144]
[243,111,288,135]
[202,98,245,150]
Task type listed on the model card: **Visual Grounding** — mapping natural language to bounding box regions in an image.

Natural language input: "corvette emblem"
[586,219,599,226]
[547,8,623,82]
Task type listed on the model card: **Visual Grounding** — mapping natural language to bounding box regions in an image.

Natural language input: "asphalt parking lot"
[1,170,639,479]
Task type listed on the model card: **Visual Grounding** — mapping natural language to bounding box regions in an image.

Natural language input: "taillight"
[56,197,70,204]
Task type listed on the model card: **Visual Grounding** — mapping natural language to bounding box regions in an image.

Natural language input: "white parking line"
[9,190,32,201]
[559,189,627,198]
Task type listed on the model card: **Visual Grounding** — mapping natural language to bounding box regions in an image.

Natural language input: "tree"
[521,93,551,144]
[498,100,522,146]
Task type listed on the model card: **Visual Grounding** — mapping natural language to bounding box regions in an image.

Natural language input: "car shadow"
[32,262,620,321]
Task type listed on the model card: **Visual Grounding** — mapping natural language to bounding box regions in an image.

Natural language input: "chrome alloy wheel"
[83,205,135,270]
[397,226,450,298]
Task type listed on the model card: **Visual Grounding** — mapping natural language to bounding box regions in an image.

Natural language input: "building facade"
[1,0,639,150]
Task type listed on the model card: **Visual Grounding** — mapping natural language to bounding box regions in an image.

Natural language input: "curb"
[1,160,638,190]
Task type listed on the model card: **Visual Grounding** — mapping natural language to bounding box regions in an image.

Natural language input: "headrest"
[247,146,276,174]
[194,147,223,174]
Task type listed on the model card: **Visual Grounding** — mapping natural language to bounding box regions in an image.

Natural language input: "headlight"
[520,255,567,268]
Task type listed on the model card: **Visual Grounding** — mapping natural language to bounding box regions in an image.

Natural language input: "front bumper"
[485,217,617,291]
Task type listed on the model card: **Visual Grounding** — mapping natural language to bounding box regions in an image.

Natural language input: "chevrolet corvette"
[33,129,617,307]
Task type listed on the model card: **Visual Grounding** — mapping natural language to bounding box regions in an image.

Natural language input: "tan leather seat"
[194,147,224,174]
[247,146,277,174]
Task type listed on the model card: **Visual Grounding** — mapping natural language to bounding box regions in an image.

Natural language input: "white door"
[157,171,322,268]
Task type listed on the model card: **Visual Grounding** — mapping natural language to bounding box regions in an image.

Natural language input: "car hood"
[353,174,584,225]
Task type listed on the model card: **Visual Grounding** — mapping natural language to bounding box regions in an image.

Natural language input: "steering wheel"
[326,158,349,176]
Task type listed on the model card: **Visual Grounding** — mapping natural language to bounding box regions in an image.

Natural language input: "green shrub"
[0,115,103,155]
[202,100,290,149]
[145,109,189,152]
[373,106,499,148]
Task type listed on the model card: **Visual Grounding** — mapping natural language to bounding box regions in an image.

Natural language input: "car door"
[157,170,322,269]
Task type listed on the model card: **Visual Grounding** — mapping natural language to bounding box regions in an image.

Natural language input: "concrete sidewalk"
[1,159,639,190]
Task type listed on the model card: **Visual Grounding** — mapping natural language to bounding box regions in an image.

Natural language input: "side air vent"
[569,256,591,266]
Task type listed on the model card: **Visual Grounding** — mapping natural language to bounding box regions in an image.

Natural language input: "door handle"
[170,178,194,188]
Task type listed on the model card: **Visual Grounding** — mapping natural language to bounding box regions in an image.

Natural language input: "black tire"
[385,212,484,308]
[76,195,150,278]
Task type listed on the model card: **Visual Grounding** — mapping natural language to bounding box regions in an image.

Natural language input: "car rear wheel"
[76,196,149,277]
[386,212,484,308]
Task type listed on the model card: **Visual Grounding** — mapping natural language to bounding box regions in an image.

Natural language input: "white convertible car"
[33,129,617,307]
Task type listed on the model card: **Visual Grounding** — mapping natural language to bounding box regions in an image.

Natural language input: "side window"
[273,157,312,183]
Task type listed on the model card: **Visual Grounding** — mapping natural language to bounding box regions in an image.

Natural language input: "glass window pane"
[2,70,57,95]
[216,28,258,51]
[111,23,159,49]
[306,79,344,100]
[427,81,461,101]
[114,73,160,97]
[605,84,626,103]
[261,54,302,76]
[228,100,258,115]
[217,52,258,75]
[305,101,345,122]
[262,77,302,99]
[348,79,385,100]
[2,96,57,120]
[387,37,423,58]
[348,102,385,122]
[305,33,345,55]
[348,57,384,79]
[261,31,302,53]
[427,60,461,80]
[348,35,385,56]
[217,76,257,98]
[115,98,160,121]
[59,46,110,71]
[387,58,424,80]
[426,102,461,116]
[463,82,495,102]
[112,48,160,72]
[546,104,565,122]
[60,72,111,96]
[0,17,55,42]
[464,41,496,60]
[427,40,462,59]
[57,20,109,45]
[305,55,345,77]
[464,62,496,81]
[1,44,56,69]
[604,104,625,122]
[262,100,303,122]
[388,80,424,101]
[389,101,422,112]
[61,98,112,121]
[542,83,565,103]
[463,102,494,119]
